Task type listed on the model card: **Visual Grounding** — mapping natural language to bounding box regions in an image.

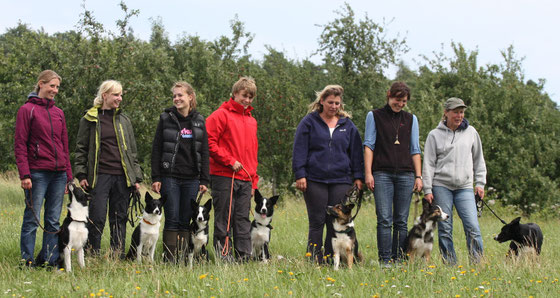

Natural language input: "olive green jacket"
[74,106,143,188]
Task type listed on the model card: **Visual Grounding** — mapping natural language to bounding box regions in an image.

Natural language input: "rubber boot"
[163,230,179,264]
[177,230,190,265]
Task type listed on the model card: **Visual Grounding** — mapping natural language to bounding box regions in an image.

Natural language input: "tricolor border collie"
[58,183,91,272]
[250,189,279,262]
[494,217,543,257]
[126,192,165,263]
[187,199,212,268]
[405,198,449,263]
[326,202,362,270]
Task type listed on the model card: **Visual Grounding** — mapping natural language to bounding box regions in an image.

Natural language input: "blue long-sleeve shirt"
[363,111,421,155]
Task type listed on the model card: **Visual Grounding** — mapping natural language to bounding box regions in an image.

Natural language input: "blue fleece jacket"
[292,111,364,184]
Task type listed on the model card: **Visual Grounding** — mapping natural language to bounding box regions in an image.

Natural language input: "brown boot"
[177,230,190,264]
[163,230,179,264]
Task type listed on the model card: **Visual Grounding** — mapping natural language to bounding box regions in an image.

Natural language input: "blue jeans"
[21,170,66,266]
[161,177,200,230]
[433,186,483,265]
[373,171,414,263]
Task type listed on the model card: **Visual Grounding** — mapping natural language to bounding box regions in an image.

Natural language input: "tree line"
[1,3,558,215]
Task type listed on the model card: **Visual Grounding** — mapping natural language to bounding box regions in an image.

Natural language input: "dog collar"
[334,227,354,235]
[143,218,156,225]
[256,222,273,229]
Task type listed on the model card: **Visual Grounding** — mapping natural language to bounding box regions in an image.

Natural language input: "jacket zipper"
[46,103,58,170]
[169,112,181,170]
[113,113,131,187]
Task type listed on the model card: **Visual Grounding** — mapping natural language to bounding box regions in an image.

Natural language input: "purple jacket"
[14,93,73,181]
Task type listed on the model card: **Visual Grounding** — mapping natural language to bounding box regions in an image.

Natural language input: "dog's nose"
[260,208,267,214]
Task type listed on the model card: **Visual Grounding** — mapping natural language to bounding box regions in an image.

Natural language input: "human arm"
[14,105,31,181]
[363,111,376,191]
[292,118,310,182]
[412,154,423,192]
[410,115,422,191]
[422,132,437,197]
[206,110,237,168]
[60,111,73,182]
[74,117,90,184]
[125,118,143,183]
[349,122,365,184]
[150,116,164,184]
[472,128,487,195]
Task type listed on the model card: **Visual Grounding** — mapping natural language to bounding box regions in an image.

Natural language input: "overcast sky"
[2,0,558,103]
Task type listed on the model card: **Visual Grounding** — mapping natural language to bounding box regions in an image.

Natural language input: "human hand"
[199,185,208,194]
[475,187,485,199]
[296,178,307,192]
[152,182,161,194]
[413,178,423,192]
[424,193,434,203]
[365,174,374,191]
[79,179,89,191]
[353,179,363,190]
[21,178,32,190]
[134,183,140,191]
[231,161,243,172]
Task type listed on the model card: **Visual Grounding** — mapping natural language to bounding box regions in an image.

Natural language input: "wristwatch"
[415,176,423,180]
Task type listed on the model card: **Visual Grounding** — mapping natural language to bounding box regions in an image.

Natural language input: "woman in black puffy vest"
[151,81,210,263]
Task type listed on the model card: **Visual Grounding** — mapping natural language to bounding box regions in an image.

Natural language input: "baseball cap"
[444,97,467,110]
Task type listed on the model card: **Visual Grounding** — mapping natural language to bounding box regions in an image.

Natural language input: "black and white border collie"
[405,198,449,263]
[58,183,91,272]
[494,217,543,257]
[327,202,362,270]
[250,189,280,262]
[187,199,212,268]
[126,193,165,263]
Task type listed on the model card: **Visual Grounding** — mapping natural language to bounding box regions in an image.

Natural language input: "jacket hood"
[84,105,121,122]
[439,118,470,131]
[27,92,55,108]
[221,98,253,115]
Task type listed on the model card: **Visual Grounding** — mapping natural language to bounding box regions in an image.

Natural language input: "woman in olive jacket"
[151,81,210,263]
[74,80,142,258]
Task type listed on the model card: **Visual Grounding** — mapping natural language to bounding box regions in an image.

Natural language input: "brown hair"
[307,84,351,118]
[172,81,197,113]
[387,81,411,101]
[34,70,62,93]
[232,77,257,98]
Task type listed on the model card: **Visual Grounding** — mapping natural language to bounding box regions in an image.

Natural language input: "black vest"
[160,110,205,175]
[372,105,414,173]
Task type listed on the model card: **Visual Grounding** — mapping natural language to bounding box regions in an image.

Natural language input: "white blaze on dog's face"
[196,206,205,222]
[437,206,449,221]
[260,198,268,219]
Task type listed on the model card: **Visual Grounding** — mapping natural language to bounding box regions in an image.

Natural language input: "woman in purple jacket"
[292,85,364,264]
[14,70,73,268]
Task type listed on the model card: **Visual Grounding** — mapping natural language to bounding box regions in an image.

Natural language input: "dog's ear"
[270,195,280,205]
[204,199,212,211]
[326,206,338,218]
[511,217,521,225]
[68,182,75,193]
[191,198,198,209]
[254,189,263,201]
[144,191,153,202]
[422,198,431,211]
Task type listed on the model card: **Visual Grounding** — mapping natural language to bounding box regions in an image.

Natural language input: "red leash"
[221,168,252,257]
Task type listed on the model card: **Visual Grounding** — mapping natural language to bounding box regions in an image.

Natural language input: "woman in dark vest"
[151,81,210,263]
[363,81,422,267]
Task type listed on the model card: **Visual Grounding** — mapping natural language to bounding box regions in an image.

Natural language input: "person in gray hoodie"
[422,97,486,265]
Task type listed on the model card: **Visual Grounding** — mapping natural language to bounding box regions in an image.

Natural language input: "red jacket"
[14,95,73,181]
[206,98,259,188]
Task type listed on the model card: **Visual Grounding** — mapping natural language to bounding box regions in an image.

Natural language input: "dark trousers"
[210,175,252,259]
[87,174,131,257]
[304,180,351,261]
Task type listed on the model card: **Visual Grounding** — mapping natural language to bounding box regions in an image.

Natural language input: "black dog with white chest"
[187,199,212,268]
[405,198,449,263]
[126,192,165,263]
[58,183,91,272]
[250,189,279,262]
[494,217,543,257]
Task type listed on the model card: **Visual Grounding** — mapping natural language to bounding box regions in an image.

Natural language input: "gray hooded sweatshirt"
[422,119,486,195]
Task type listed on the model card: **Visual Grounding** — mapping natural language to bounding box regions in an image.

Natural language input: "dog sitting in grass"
[126,193,165,264]
[405,198,449,263]
[326,202,362,270]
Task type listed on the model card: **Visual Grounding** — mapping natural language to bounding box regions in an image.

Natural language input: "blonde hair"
[172,81,197,113]
[307,85,351,118]
[232,77,257,98]
[34,70,62,93]
[93,80,123,107]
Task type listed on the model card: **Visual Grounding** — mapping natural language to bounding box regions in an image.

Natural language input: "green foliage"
[0,2,559,212]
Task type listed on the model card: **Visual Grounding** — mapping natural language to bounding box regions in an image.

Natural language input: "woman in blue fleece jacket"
[292,85,364,263]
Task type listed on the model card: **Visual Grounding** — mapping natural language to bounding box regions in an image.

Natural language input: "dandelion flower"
[135,287,141,290]
[428,265,436,269]
[451,277,457,280]
[244,278,248,281]
[289,272,294,276]
[199,274,208,280]
[305,252,312,257]
[288,291,293,295]
[278,270,283,274]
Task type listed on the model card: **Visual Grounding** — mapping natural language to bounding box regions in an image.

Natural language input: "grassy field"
[0,174,558,297]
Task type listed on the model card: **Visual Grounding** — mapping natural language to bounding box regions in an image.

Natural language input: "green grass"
[0,174,558,297]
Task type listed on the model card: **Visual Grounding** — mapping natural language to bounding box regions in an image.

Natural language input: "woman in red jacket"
[14,70,73,268]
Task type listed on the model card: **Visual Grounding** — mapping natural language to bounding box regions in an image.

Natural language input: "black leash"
[342,184,363,221]
[412,192,421,220]
[128,187,144,227]
[475,194,507,225]
[24,188,61,235]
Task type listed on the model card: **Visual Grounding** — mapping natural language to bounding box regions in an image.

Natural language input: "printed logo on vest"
[181,128,193,139]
